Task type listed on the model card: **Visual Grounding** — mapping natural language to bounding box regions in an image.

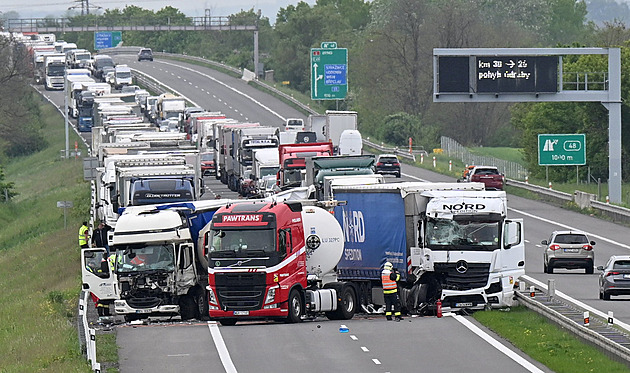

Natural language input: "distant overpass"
[5,17,257,33]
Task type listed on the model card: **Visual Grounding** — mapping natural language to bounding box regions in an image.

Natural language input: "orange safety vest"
[381,269,399,294]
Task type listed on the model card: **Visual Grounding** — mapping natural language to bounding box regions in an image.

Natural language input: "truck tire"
[333,285,357,320]
[286,289,303,323]
[196,289,210,321]
[179,295,197,321]
[219,319,237,326]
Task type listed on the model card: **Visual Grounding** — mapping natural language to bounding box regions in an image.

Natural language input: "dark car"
[542,230,595,274]
[375,154,401,178]
[201,152,215,176]
[598,255,630,300]
[137,48,153,61]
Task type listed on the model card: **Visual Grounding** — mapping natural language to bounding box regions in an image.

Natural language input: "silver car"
[542,230,595,274]
[598,255,630,300]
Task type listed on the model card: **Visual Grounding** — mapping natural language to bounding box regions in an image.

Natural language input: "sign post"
[311,42,347,100]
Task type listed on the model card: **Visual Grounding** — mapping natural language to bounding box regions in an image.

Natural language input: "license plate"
[624,274,630,279]
[136,309,152,313]
[234,311,249,316]
[455,302,473,307]
[563,248,579,253]
[384,163,392,166]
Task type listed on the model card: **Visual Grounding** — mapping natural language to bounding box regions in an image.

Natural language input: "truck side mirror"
[503,221,521,249]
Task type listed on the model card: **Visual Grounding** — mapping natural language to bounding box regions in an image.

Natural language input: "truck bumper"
[209,307,288,320]
[114,300,180,315]
[440,288,488,312]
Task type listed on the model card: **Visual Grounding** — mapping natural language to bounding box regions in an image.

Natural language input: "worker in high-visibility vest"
[381,262,403,321]
[79,221,89,248]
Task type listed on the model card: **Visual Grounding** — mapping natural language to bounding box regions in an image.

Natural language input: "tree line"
[5,0,630,183]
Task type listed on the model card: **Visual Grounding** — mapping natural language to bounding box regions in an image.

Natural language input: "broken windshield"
[115,244,175,273]
[426,218,500,251]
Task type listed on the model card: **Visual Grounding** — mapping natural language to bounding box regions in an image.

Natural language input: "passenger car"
[598,256,630,300]
[137,48,153,61]
[468,166,504,190]
[542,231,595,274]
[375,154,401,178]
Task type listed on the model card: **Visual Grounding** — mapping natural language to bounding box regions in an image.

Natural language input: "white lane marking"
[361,346,369,352]
[372,359,381,365]
[207,321,237,373]
[452,315,545,373]
[350,335,358,340]
[158,60,287,122]
[522,275,630,331]
[509,207,630,250]
[130,68,202,108]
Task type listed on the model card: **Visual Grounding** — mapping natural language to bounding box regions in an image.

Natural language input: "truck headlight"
[265,286,278,304]
[206,286,218,305]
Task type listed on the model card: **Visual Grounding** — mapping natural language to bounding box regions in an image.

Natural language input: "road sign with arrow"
[311,44,347,100]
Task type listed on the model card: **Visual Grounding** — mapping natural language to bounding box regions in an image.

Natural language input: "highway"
[39,54,630,372]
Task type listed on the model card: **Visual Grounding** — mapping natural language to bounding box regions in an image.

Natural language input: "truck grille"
[215,273,266,311]
[434,262,490,290]
[128,297,161,309]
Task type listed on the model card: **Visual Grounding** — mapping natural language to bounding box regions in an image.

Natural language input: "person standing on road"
[79,221,89,249]
[382,262,403,321]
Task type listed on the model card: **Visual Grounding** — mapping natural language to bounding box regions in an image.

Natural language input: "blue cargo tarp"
[334,190,407,281]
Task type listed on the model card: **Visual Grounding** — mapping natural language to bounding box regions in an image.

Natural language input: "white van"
[338,129,363,155]
[113,65,132,89]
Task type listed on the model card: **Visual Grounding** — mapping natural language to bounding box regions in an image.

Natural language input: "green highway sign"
[538,134,586,166]
[321,42,337,49]
[311,46,347,100]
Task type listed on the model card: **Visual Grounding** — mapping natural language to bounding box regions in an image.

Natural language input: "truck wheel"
[196,290,210,321]
[286,289,303,323]
[335,285,357,320]
[179,295,197,321]
[219,319,237,326]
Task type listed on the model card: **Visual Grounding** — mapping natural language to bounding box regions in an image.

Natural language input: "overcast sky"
[0,0,316,24]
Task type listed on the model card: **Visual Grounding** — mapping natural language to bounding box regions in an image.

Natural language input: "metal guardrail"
[78,291,101,372]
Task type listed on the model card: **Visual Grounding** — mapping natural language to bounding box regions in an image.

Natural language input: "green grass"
[474,307,630,373]
[0,95,93,372]
[469,146,526,166]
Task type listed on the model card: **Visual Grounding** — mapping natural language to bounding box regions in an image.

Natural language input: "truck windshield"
[78,106,93,117]
[47,65,65,76]
[130,179,194,205]
[210,229,275,256]
[425,218,500,251]
[260,166,279,178]
[117,72,131,79]
[115,244,175,273]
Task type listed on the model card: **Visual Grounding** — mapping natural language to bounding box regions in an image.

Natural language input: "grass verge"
[0,94,94,372]
[474,306,630,372]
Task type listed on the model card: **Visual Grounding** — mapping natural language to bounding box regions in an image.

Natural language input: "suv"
[137,48,153,61]
[598,255,630,300]
[375,154,401,178]
[468,166,504,190]
[542,231,595,274]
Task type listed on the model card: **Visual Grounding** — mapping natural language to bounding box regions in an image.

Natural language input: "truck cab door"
[81,248,117,301]
[500,218,525,276]
[176,243,197,295]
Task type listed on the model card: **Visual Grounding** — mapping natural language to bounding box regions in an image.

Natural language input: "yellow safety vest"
[79,225,89,246]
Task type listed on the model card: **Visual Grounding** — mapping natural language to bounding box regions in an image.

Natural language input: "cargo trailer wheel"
[287,289,303,323]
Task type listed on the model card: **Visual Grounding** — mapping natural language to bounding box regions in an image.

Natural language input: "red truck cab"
[277,142,333,188]
[204,201,307,325]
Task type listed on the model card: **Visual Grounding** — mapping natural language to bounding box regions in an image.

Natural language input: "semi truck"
[330,182,525,314]
[306,111,358,153]
[245,147,280,197]
[277,142,334,189]
[44,54,66,90]
[83,200,228,321]
[230,126,279,195]
[201,200,355,325]
[157,93,186,124]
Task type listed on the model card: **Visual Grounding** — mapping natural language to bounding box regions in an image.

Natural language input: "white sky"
[0,0,316,24]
